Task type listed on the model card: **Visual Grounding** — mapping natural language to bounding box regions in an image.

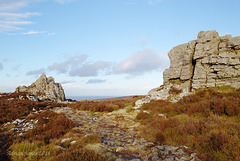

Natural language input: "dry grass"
[68,97,140,112]
[136,88,240,161]
[9,140,105,161]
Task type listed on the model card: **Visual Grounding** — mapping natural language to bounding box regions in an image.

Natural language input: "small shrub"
[155,130,165,143]
[135,111,151,121]
[168,86,183,95]
[184,119,206,136]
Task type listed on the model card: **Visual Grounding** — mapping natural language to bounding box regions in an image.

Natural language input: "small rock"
[180,156,189,160]
[143,156,149,161]
[136,145,144,149]
[116,147,128,153]
[152,151,158,156]
[164,156,174,161]
[70,140,76,145]
[61,138,72,143]
[152,155,159,161]
[191,153,197,157]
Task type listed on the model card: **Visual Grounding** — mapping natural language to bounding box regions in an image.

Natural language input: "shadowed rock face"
[16,74,65,102]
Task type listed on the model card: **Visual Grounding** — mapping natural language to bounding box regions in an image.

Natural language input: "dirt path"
[52,107,199,161]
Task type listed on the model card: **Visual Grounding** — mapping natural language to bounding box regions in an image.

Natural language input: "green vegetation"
[136,88,240,161]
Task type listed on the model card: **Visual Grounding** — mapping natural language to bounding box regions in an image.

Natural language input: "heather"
[136,88,240,160]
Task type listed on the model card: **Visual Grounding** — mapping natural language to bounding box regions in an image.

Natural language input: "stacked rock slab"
[163,30,240,92]
[15,74,65,102]
[135,30,240,107]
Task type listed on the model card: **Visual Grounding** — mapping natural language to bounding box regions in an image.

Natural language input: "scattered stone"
[51,106,200,161]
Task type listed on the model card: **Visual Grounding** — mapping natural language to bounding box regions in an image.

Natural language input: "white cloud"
[47,54,111,77]
[26,68,46,76]
[87,79,106,84]
[69,61,111,77]
[48,54,88,73]
[114,49,169,76]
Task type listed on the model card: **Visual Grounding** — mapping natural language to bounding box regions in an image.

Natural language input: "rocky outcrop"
[16,74,65,102]
[136,30,240,107]
[164,30,240,92]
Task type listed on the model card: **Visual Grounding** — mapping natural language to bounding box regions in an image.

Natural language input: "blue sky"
[0,0,240,97]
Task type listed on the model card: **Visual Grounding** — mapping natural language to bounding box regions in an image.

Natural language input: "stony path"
[52,107,200,161]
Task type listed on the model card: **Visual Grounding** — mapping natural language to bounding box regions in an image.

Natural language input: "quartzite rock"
[163,30,240,92]
[137,30,240,106]
[15,73,65,102]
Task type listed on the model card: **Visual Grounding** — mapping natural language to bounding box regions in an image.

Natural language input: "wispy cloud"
[20,30,46,35]
[114,49,169,76]
[0,12,41,33]
[0,0,74,34]
[0,12,41,19]
[0,0,32,12]
[87,79,106,84]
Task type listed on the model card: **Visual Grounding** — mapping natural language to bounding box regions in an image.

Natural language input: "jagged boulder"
[16,74,65,102]
[135,30,240,107]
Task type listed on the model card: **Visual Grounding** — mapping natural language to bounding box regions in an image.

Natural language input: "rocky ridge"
[136,30,240,107]
[15,73,65,102]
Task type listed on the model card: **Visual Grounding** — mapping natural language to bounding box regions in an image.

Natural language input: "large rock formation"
[16,74,66,102]
[163,30,240,92]
[136,30,240,107]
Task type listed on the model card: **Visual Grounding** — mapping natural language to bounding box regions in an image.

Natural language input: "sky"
[1,0,240,98]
